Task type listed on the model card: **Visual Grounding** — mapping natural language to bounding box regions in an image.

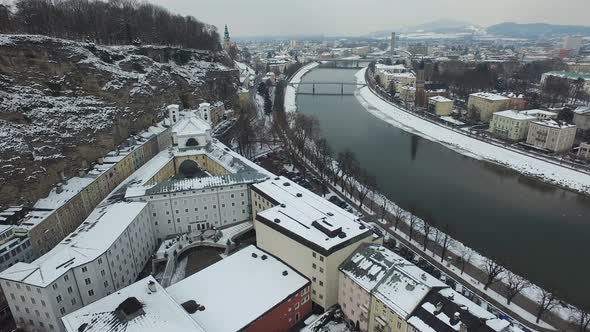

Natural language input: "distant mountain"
[487,22,590,38]
[367,19,479,38]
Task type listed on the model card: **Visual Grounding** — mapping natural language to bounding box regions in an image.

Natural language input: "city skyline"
[153,0,590,37]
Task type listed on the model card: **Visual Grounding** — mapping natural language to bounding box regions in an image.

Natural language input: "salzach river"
[296,68,590,309]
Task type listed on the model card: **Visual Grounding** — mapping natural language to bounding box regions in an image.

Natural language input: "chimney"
[147,280,157,293]
[78,169,86,177]
[60,171,67,185]
[98,157,104,165]
[450,312,461,326]
[434,302,443,315]
[56,183,64,194]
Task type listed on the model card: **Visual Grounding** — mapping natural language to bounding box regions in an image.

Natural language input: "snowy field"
[354,68,590,195]
[285,62,319,113]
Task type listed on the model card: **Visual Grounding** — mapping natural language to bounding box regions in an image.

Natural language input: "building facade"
[489,110,537,141]
[428,96,454,116]
[252,176,380,310]
[526,120,577,152]
[578,142,590,160]
[0,202,157,332]
[574,106,590,133]
[467,92,510,123]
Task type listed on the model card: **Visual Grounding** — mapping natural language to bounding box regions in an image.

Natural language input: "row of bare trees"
[0,0,220,50]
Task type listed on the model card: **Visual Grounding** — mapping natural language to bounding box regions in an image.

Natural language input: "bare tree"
[482,257,505,291]
[357,169,376,210]
[571,306,590,332]
[536,288,560,324]
[420,215,434,251]
[505,272,530,305]
[408,206,417,243]
[379,197,390,223]
[439,224,454,263]
[458,246,473,275]
[392,205,404,231]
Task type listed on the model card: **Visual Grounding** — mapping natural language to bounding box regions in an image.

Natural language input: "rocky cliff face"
[0,35,239,206]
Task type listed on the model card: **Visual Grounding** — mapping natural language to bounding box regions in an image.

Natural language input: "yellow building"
[467,92,510,123]
[252,176,381,310]
[428,96,454,116]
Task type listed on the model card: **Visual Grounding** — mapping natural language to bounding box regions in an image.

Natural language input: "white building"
[62,276,205,332]
[526,120,577,153]
[563,36,583,55]
[578,142,590,160]
[0,202,156,331]
[489,110,537,141]
[574,106,590,133]
[252,176,381,310]
[166,245,311,332]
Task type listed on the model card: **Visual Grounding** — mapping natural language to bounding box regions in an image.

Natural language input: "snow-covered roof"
[123,141,271,198]
[61,276,205,332]
[373,262,447,320]
[339,245,405,292]
[531,119,577,129]
[172,115,211,137]
[574,106,590,115]
[166,245,309,332]
[469,92,509,101]
[429,96,453,103]
[492,110,536,121]
[253,176,375,255]
[521,109,558,117]
[0,202,147,287]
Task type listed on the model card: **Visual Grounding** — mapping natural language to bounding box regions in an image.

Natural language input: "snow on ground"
[354,68,590,195]
[285,62,319,112]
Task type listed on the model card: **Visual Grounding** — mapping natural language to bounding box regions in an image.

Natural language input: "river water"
[296,68,590,309]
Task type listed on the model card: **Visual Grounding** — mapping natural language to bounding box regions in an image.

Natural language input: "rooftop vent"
[261,255,268,260]
[283,182,290,187]
[77,323,88,332]
[274,218,281,224]
[450,312,461,326]
[282,270,288,276]
[274,177,280,180]
[359,224,366,230]
[421,273,427,281]
[296,193,302,197]
[405,284,415,291]
[434,302,443,315]
[280,204,286,208]
[181,300,205,313]
[327,212,334,216]
[147,280,157,293]
[338,232,347,239]
[312,220,342,238]
[115,297,145,322]
[251,253,258,258]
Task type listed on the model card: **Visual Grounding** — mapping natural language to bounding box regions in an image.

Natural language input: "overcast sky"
[153,0,590,37]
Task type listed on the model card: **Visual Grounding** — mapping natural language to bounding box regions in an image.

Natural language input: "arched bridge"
[289,81,367,96]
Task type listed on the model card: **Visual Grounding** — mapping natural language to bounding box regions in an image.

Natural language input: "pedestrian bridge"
[289,81,367,96]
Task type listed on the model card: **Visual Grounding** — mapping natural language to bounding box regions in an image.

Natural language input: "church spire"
[224,25,230,43]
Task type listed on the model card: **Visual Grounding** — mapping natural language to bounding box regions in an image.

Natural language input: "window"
[295,302,300,309]
[81,267,88,273]
[312,252,316,258]
[312,263,316,269]
[41,300,46,307]
[85,278,91,285]
[98,258,102,265]
[10,293,14,300]
[319,294,324,300]
[319,267,324,273]
[60,307,65,315]
[320,256,324,262]
[67,286,73,294]
[20,295,25,302]
[31,298,36,304]
[64,275,69,282]
[101,270,106,277]
[319,281,324,287]
[56,295,62,303]
[71,298,76,305]
[104,281,109,288]
[88,289,95,296]
[52,284,58,290]
[312,277,316,283]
